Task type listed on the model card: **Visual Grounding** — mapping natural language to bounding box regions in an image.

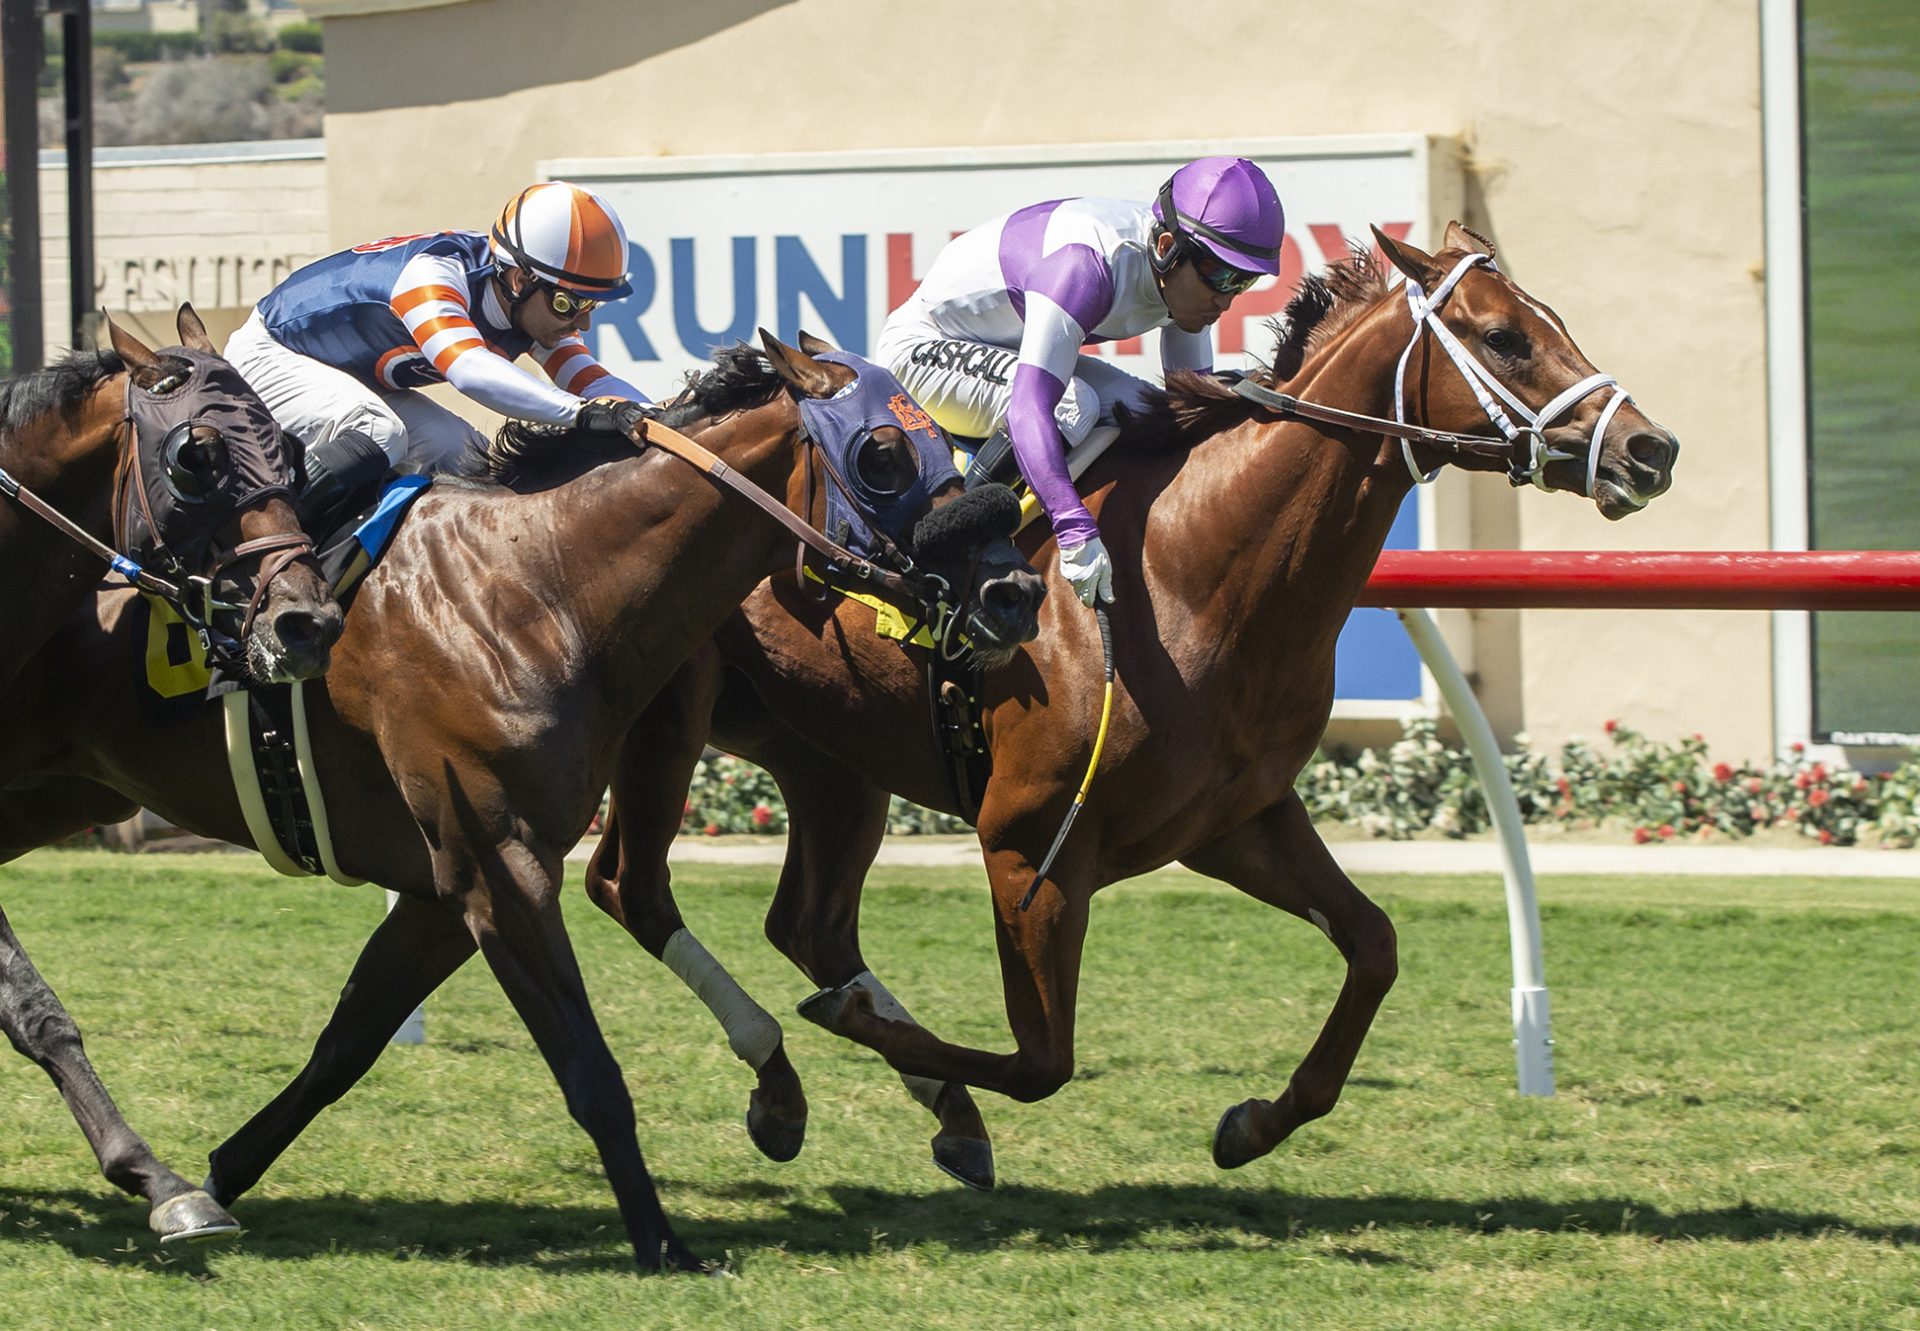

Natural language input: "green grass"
[0,850,1915,1329]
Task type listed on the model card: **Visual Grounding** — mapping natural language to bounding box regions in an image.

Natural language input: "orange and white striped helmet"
[489,181,633,300]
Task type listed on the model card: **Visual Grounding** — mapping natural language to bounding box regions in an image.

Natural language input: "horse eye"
[1484,327,1523,355]
[855,436,918,497]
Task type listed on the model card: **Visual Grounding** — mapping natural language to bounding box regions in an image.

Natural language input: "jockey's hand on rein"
[575,396,649,439]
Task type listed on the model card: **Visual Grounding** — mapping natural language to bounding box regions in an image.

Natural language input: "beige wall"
[38,141,329,356]
[307,0,1776,759]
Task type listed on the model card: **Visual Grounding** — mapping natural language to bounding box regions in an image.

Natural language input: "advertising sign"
[549,137,1463,708]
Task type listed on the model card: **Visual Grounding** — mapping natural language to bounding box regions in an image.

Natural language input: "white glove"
[1059,536,1114,607]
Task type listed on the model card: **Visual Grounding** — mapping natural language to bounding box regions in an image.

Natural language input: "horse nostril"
[273,606,340,657]
[1627,429,1677,477]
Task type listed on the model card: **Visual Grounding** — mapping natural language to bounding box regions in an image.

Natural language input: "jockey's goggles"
[1188,247,1262,296]
[543,284,603,318]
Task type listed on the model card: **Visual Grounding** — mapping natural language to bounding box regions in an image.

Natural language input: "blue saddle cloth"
[317,473,432,603]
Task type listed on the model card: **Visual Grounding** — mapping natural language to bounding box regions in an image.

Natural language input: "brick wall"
[37,139,327,356]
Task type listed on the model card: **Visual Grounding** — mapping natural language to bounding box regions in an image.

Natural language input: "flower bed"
[677,723,1920,847]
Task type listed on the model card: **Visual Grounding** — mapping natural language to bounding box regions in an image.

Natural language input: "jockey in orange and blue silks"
[877,157,1284,607]
[225,182,648,520]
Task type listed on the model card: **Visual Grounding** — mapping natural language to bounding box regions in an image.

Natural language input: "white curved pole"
[1395,608,1554,1096]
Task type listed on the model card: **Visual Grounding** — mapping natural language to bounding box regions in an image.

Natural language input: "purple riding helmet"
[1151,156,1285,278]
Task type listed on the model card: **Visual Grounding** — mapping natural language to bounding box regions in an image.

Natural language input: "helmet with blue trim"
[1151,156,1284,279]
[489,181,634,301]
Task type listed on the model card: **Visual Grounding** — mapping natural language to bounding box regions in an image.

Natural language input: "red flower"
[1791,741,1806,754]
[1810,763,1829,783]
[703,822,721,837]
[1633,827,1652,844]
[683,799,693,817]
[1556,777,1572,797]
[1657,823,1676,839]
[1793,772,1810,790]
[1809,788,1830,807]
[1818,828,1835,845]
[1672,780,1688,795]
[1604,719,1619,735]
[751,803,773,828]
[1712,763,1734,783]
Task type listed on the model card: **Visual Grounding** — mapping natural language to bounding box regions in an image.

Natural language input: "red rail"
[1356,550,1920,611]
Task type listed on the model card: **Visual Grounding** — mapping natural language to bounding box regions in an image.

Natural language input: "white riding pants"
[874,317,1159,446]
[224,308,488,474]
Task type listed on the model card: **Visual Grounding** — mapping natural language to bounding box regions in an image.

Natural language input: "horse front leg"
[798,824,1094,1116]
[585,660,806,1165]
[746,736,996,1189]
[1179,792,1398,1168]
[446,831,699,1274]
[203,890,477,1206]
[0,776,238,1242]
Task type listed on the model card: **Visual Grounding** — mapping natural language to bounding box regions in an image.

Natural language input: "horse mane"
[486,343,788,489]
[1116,239,1392,451]
[0,349,127,441]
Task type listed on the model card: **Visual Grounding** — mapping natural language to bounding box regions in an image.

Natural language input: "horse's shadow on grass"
[2,1178,1914,1277]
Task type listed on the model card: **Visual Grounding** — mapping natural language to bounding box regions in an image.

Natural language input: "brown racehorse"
[578,225,1682,1190]
[0,335,1044,1271]
[1,307,339,1242]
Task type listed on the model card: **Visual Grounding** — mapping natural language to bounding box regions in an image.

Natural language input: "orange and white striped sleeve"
[535,336,650,404]
[387,252,583,425]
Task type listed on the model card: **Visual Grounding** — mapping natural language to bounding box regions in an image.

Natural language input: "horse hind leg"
[0,778,239,1242]
[585,663,807,1163]
[1179,793,1399,1169]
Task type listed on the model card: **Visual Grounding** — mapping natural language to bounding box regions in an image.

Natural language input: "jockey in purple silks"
[875,156,1284,607]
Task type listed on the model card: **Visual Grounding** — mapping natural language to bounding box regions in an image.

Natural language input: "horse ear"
[758,327,841,398]
[1442,221,1495,260]
[175,302,216,354]
[795,329,836,357]
[106,313,163,374]
[1372,226,1444,290]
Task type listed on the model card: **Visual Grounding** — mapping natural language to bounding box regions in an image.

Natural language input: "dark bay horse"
[0,335,1043,1270]
[1,307,340,1242]
[580,225,1681,1189]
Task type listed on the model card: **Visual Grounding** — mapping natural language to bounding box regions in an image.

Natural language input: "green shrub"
[277,21,324,54]
[94,31,208,62]
[645,721,1920,847]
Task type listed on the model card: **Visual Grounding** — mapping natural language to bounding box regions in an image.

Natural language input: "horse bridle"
[1234,252,1637,495]
[0,378,315,668]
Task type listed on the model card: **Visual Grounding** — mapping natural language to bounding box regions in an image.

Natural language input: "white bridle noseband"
[1395,252,1634,495]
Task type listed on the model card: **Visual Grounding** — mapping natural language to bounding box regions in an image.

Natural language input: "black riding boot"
[963,428,1019,492]
[295,429,390,535]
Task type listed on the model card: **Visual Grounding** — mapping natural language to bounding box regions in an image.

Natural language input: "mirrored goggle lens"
[1192,253,1261,295]
[547,286,603,317]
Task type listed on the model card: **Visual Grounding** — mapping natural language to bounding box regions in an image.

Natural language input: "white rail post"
[386,889,427,1045]
[1395,608,1555,1096]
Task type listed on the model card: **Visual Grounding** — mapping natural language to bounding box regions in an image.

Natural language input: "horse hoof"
[932,1133,995,1191]
[1211,1100,1268,1170]
[151,1189,243,1244]
[651,1240,704,1275]
[745,1097,806,1163]
[795,983,856,1032]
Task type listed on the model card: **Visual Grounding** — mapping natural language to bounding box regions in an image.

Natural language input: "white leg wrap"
[849,970,948,1111]
[662,929,782,1070]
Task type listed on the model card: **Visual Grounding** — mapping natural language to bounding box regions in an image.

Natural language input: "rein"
[638,415,955,622]
[1233,252,1636,493]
